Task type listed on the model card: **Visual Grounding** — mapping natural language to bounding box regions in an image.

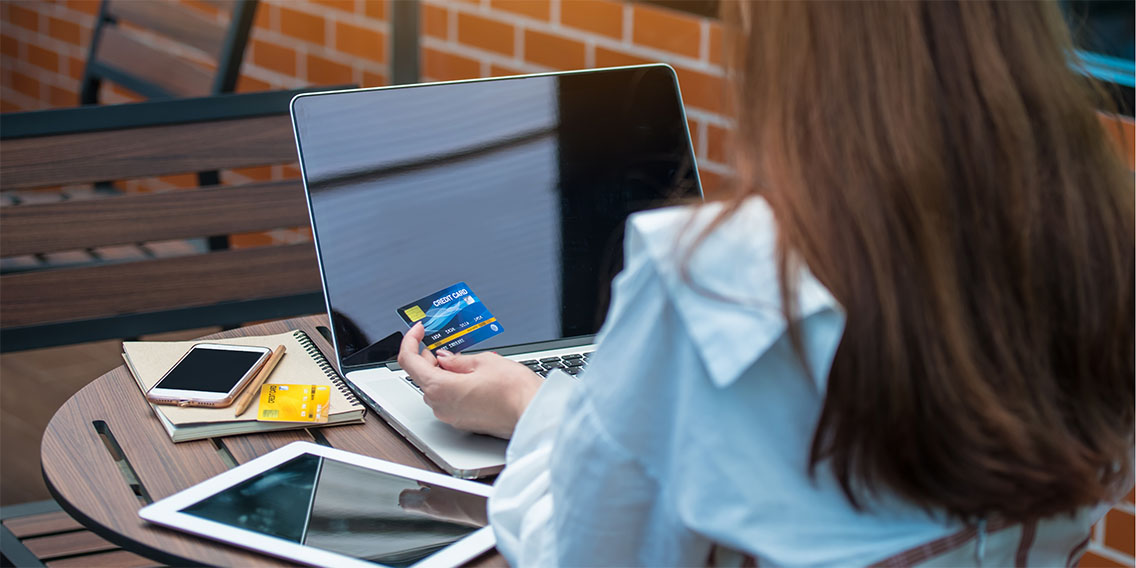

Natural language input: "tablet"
[139,442,495,568]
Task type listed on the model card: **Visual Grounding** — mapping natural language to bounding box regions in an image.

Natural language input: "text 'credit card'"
[397,282,503,353]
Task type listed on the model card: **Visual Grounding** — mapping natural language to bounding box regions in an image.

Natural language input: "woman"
[399,1,1134,565]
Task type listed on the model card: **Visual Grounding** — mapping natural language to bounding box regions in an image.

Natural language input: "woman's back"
[492,197,1114,566]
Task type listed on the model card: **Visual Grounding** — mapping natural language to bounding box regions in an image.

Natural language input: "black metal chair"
[79,0,258,104]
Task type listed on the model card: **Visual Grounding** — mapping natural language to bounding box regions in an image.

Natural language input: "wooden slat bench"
[0,86,348,352]
[1,500,162,567]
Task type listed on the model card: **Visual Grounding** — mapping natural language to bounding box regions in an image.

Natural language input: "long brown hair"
[710,1,1135,522]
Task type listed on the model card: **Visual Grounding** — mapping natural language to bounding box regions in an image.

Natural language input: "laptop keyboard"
[401,351,593,394]
[521,352,593,377]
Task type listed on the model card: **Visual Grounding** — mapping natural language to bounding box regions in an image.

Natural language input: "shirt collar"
[627,198,842,389]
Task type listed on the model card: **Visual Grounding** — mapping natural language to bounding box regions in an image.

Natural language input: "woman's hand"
[397,322,542,439]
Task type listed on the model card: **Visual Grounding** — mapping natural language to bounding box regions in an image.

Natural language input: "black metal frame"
[390,0,420,85]
[79,0,259,104]
[0,87,352,353]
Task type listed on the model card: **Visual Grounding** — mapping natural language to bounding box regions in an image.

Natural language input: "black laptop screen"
[294,65,701,369]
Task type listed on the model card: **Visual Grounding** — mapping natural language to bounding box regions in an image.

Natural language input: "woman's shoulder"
[619,197,844,389]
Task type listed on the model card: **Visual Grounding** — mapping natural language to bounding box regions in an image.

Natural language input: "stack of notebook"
[123,330,366,442]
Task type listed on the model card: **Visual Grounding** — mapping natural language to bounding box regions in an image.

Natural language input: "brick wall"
[0,2,1133,564]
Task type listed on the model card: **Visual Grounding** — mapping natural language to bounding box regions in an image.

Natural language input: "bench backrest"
[0,88,345,351]
[80,0,258,103]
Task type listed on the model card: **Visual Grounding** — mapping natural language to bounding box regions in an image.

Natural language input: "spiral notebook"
[123,330,365,442]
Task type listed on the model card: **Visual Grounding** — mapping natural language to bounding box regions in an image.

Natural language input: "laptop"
[291,64,702,478]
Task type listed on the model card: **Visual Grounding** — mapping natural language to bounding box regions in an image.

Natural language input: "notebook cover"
[122,330,364,442]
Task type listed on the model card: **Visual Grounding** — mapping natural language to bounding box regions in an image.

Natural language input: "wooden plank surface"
[0,244,321,327]
[40,316,504,566]
[0,180,310,256]
[223,429,314,465]
[44,548,163,568]
[94,27,211,99]
[2,511,84,538]
[22,530,119,559]
[106,0,226,58]
[0,114,295,190]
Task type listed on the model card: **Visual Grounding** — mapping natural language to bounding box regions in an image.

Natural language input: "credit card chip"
[403,305,426,322]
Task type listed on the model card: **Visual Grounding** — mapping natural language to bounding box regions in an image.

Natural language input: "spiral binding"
[292,330,361,407]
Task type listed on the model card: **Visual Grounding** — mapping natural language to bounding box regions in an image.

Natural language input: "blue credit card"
[396,282,503,354]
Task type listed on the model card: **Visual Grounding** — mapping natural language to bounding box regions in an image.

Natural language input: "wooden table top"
[41,315,503,567]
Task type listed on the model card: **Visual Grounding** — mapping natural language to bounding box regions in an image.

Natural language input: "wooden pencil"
[233,345,286,416]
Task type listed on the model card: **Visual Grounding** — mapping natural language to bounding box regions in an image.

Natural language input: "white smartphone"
[146,343,272,408]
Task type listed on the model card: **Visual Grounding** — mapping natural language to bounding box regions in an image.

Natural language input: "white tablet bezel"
[138,441,496,568]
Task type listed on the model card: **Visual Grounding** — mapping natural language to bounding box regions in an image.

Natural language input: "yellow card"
[257,384,331,423]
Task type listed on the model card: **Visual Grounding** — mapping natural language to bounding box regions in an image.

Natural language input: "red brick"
[423,3,447,40]
[26,43,58,72]
[68,56,85,80]
[490,0,549,21]
[253,2,273,30]
[158,173,198,188]
[1104,509,1135,557]
[307,52,353,85]
[64,0,99,17]
[279,6,324,44]
[10,70,39,98]
[1,99,23,112]
[236,74,272,92]
[1127,486,1135,504]
[594,46,653,68]
[560,0,622,39]
[336,21,385,63]
[231,231,276,248]
[48,16,82,45]
[457,12,513,56]
[49,84,75,107]
[232,166,273,182]
[705,123,728,164]
[1079,551,1129,568]
[490,63,527,77]
[363,0,385,21]
[362,70,385,87]
[708,21,722,64]
[632,3,700,58]
[1,35,17,58]
[699,170,727,197]
[524,29,585,70]
[310,0,354,13]
[251,39,296,75]
[8,4,40,32]
[423,47,480,81]
[674,66,725,114]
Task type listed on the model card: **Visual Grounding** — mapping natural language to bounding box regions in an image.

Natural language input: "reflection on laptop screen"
[294,65,701,369]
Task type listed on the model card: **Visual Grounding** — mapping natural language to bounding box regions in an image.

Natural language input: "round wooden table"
[41,315,503,567]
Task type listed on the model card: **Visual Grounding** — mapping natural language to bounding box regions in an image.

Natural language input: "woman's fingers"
[436,352,481,373]
[398,323,437,380]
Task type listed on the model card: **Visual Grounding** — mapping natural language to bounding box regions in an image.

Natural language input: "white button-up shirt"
[487,198,1102,566]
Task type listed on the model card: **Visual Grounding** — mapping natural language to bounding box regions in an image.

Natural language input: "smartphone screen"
[155,348,266,393]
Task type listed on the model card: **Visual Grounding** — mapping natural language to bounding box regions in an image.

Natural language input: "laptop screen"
[294,65,701,369]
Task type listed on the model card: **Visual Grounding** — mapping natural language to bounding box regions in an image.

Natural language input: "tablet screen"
[180,453,487,567]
